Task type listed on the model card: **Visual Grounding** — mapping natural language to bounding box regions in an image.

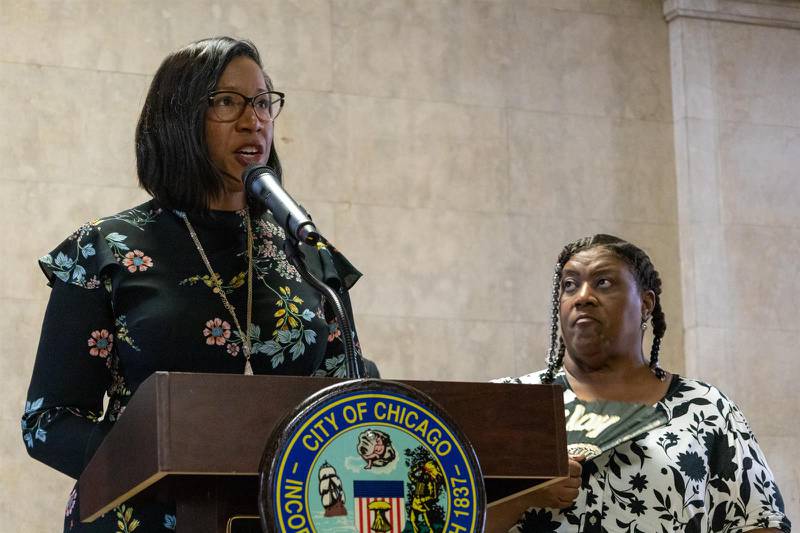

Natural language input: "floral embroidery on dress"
[114,504,140,532]
[115,315,140,352]
[88,329,114,357]
[40,251,92,286]
[273,286,315,330]
[105,206,162,228]
[180,271,245,294]
[311,320,352,378]
[103,232,131,259]
[21,397,46,448]
[327,321,342,343]
[203,318,231,346]
[312,353,347,378]
[121,250,153,273]
[252,217,302,282]
[39,223,98,286]
[163,514,176,530]
[40,206,161,289]
[192,278,321,368]
[312,337,363,379]
[22,398,99,450]
[252,285,318,368]
[105,352,132,422]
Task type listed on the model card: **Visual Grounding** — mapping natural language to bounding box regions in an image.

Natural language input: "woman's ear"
[641,289,655,320]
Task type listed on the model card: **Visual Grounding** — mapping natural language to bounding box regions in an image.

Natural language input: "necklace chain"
[179,209,254,375]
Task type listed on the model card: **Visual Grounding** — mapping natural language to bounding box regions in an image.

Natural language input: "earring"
[641,318,648,331]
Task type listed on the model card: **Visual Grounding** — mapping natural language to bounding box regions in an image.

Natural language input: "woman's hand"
[527,455,584,509]
[485,455,585,533]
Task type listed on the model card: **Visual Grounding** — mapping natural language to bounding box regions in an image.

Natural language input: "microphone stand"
[282,237,365,379]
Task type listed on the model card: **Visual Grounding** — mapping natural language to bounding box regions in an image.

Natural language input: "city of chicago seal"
[260,379,485,533]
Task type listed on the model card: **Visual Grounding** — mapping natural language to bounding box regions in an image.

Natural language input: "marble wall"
[0,0,793,530]
[666,0,800,523]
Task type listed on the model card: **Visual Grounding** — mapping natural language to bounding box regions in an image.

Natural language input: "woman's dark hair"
[135,36,282,212]
[541,234,667,384]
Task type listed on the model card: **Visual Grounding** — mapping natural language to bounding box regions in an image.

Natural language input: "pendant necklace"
[179,209,255,375]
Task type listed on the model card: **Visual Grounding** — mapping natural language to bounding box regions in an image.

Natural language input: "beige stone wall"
[666,0,800,523]
[0,0,793,530]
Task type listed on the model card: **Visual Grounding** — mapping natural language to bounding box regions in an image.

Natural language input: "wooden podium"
[79,372,567,532]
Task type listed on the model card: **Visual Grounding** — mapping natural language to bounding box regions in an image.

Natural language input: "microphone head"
[242,163,280,194]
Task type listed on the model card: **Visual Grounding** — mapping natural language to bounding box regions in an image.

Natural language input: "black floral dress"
[22,200,371,532]
[496,371,791,533]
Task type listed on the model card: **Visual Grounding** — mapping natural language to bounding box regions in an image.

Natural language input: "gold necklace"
[178,209,254,375]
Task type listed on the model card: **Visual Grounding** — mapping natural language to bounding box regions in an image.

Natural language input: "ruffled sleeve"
[299,240,362,291]
[299,241,376,378]
[38,222,121,288]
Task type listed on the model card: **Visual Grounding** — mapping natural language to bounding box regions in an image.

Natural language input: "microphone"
[242,164,321,245]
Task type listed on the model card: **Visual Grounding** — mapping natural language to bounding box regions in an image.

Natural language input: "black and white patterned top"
[495,371,791,533]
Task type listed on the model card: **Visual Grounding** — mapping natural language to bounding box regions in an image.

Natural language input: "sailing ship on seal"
[318,461,347,517]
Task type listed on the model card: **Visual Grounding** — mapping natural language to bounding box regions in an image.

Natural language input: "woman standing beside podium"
[495,234,789,533]
[22,36,372,532]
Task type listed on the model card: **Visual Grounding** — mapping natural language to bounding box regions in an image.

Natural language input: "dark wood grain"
[79,372,568,531]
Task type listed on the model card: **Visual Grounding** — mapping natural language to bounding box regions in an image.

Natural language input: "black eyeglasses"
[206,90,286,122]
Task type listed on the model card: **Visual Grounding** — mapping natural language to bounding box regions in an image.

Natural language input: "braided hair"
[541,234,667,384]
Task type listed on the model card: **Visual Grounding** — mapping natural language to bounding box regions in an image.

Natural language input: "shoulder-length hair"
[135,36,282,212]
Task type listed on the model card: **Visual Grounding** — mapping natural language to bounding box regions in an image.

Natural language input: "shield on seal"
[353,480,406,533]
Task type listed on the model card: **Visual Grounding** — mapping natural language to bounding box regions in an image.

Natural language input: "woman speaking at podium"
[21,36,373,532]
[496,234,789,533]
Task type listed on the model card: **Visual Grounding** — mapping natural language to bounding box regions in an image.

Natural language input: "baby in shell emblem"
[357,428,397,469]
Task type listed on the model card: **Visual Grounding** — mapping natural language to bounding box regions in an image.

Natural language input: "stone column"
[665,0,800,522]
